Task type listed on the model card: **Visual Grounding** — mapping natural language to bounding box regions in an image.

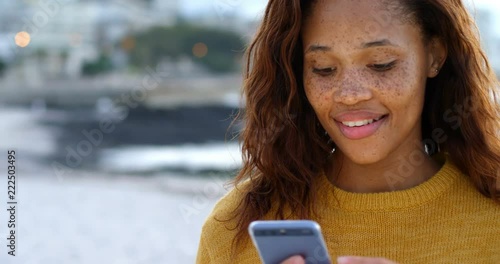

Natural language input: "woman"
[197,0,500,263]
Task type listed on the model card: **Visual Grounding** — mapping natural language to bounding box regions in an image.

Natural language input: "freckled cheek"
[304,79,333,108]
[378,66,421,101]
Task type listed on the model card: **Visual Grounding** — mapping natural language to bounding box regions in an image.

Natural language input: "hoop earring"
[331,147,336,154]
[324,131,336,154]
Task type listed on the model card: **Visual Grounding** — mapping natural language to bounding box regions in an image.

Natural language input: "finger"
[337,256,398,264]
[281,255,306,264]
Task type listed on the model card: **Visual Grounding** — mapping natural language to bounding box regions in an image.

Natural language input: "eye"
[312,67,336,77]
[368,61,397,72]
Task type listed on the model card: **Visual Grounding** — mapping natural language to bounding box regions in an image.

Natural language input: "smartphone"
[248,220,331,264]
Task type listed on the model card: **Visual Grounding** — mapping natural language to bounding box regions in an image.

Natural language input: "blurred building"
[0,0,179,80]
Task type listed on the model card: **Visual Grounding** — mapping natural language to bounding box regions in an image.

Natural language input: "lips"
[333,111,388,140]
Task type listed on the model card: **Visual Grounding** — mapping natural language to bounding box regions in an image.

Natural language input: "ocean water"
[99,143,242,174]
[1,104,242,174]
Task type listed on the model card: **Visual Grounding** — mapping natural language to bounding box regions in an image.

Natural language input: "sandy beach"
[0,169,228,264]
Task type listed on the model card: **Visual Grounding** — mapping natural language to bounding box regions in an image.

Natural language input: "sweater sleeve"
[196,229,211,264]
[195,180,263,263]
[195,185,243,264]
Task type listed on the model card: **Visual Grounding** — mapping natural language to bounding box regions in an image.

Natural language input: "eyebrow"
[305,39,399,54]
[361,39,398,49]
[305,44,331,54]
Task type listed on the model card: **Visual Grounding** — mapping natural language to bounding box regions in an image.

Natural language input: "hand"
[280,255,305,264]
[337,256,398,264]
[280,255,398,264]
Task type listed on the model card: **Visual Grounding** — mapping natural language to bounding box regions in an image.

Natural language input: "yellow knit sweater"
[196,158,500,263]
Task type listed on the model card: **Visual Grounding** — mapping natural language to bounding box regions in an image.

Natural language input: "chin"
[339,148,387,166]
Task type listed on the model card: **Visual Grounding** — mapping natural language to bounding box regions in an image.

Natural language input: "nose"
[333,70,373,105]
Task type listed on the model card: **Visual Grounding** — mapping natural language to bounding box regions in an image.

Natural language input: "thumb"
[281,255,306,264]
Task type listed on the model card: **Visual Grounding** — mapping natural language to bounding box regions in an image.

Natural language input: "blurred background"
[0,0,498,263]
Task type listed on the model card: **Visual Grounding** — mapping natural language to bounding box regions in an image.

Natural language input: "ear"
[427,37,447,78]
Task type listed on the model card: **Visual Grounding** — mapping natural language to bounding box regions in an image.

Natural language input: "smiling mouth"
[340,115,388,127]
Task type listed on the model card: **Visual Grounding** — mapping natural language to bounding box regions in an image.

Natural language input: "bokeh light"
[15,31,31,48]
[192,42,208,58]
[121,36,136,52]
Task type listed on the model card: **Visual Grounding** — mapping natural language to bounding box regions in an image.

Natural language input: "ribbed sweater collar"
[318,156,463,212]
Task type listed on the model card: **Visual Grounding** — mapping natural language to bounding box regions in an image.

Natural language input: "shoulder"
[205,180,250,227]
[447,161,500,220]
[197,181,251,263]
[450,173,500,260]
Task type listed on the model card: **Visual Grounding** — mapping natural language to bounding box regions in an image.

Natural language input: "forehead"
[302,0,415,49]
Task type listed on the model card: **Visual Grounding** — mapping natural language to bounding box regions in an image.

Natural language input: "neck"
[327,148,440,193]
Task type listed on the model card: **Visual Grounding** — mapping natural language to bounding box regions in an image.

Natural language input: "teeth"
[342,116,383,127]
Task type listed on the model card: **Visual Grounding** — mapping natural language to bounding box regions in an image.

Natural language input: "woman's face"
[302,0,443,165]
